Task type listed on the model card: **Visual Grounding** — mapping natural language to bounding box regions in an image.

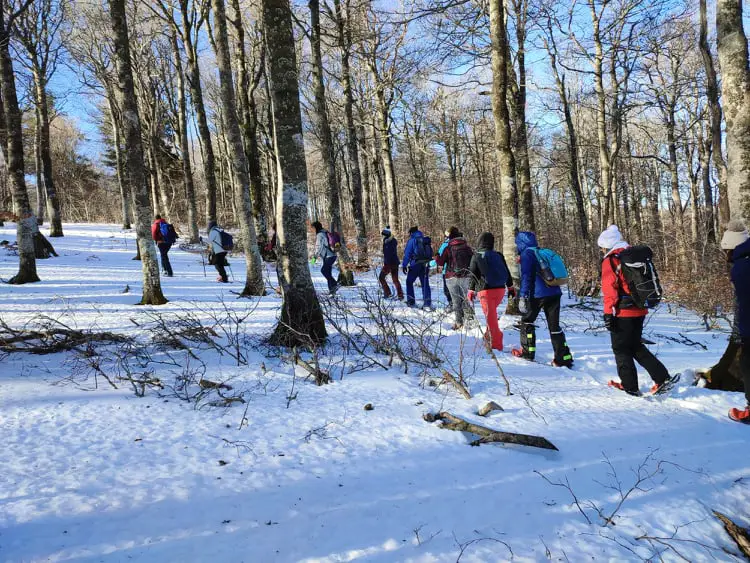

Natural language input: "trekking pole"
[228,262,235,282]
[200,249,206,277]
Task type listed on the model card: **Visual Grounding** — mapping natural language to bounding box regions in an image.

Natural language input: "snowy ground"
[1,223,749,563]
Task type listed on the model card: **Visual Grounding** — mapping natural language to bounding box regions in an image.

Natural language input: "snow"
[1,223,749,562]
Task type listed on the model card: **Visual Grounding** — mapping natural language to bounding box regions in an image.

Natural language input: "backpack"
[219,229,234,251]
[326,231,341,253]
[448,239,473,276]
[532,248,569,287]
[414,235,433,264]
[159,222,178,245]
[611,245,662,309]
[478,249,509,288]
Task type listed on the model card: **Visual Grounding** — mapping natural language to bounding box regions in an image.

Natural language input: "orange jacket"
[601,246,647,318]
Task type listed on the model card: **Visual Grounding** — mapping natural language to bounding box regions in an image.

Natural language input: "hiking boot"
[552,359,573,369]
[511,348,533,360]
[650,373,681,395]
[608,380,642,396]
[729,407,750,424]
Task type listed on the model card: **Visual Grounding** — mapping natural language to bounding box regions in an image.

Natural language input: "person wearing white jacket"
[207,220,229,283]
[311,220,338,293]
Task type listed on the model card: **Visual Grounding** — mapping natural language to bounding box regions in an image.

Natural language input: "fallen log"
[713,510,750,558]
[424,411,558,451]
[478,401,504,416]
[441,370,471,399]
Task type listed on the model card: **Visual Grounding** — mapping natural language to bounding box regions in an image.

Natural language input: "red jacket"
[601,246,647,318]
[151,219,166,242]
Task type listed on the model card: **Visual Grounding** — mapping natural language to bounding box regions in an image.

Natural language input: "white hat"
[597,225,625,249]
[721,220,749,250]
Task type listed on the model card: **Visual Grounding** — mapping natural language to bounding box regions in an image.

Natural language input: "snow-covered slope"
[1,224,748,562]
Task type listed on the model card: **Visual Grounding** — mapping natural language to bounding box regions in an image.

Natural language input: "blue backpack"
[533,248,569,287]
[414,235,433,264]
[159,222,177,245]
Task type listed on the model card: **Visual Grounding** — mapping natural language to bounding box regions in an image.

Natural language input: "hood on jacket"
[207,220,218,232]
[597,224,626,249]
[477,232,494,250]
[732,237,750,261]
[410,229,424,239]
[515,231,538,253]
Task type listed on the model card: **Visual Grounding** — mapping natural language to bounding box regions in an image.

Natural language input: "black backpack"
[219,230,234,251]
[611,245,662,309]
[449,239,473,276]
[414,235,433,264]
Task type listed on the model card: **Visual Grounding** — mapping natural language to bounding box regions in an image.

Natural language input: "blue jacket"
[430,239,450,270]
[402,230,425,269]
[382,236,400,265]
[731,238,750,338]
[516,231,561,299]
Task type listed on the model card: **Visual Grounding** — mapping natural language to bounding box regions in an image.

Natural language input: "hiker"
[512,231,573,368]
[467,232,515,350]
[720,221,750,423]
[207,220,229,283]
[434,231,454,312]
[151,214,175,277]
[311,220,338,294]
[436,226,475,329]
[378,226,404,300]
[599,224,678,395]
[402,226,432,309]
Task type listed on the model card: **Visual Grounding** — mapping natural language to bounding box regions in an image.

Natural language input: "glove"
[467,290,476,302]
[310,257,317,265]
[517,297,529,315]
[604,314,616,332]
[402,266,408,275]
[507,286,516,298]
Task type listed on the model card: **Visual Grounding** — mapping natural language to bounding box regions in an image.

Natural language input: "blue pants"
[321,256,337,292]
[406,264,431,307]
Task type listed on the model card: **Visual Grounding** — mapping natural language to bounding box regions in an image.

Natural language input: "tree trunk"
[374,86,399,233]
[171,34,199,243]
[489,0,519,302]
[180,0,218,224]
[0,19,38,284]
[701,0,730,227]
[590,2,613,227]
[34,105,44,224]
[263,0,326,346]
[334,0,367,267]
[33,69,62,237]
[108,0,166,305]
[210,0,265,296]
[106,93,131,230]
[666,110,686,271]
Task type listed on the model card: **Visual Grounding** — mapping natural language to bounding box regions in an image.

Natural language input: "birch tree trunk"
[33,71,62,237]
[0,9,38,284]
[263,0,326,345]
[106,92,131,230]
[489,0,519,306]
[108,0,166,305]
[210,0,265,296]
[717,0,750,222]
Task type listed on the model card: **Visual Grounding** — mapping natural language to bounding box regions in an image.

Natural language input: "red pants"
[378,264,404,299]
[479,287,506,350]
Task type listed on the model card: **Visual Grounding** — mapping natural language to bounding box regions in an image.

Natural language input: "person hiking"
[311,220,338,294]
[598,224,678,395]
[402,226,432,309]
[467,232,515,350]
[511,231,573,368]
[432,230,453,312]
[378,226,404,300]
[436,226,476,329]
[151,214,175,277]
[207,220,229,283]
[720,220,750,423]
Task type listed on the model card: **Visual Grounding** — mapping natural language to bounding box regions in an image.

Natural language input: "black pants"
[158,242,173,276]
[321,255,337,292]
[610,316,668,393]
[214,251,228,282]
[520,295,572,365]
[741,337,750,406]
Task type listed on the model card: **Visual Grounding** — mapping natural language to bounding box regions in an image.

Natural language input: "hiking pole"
[228,262,235,282]
[201,249,206,277]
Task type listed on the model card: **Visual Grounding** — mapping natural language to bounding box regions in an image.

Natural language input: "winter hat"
[381,226,391,237]
[408,226,419,234]
[597,224,625,249]
[447,226,460,239]
[721,220,749,250]
[207,220,217,232]
[477,232,494,250]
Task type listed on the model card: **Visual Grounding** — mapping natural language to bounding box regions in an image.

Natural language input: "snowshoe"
[729,407,750,424]
[650,373,681,396]
[552,359,573,369]
[608,380,642,396]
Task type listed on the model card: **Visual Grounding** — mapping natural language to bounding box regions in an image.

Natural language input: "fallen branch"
[478,401,504,416]
[713,510,750,558]
[441,370,471,399]
[293,349,331,386]
[424,411,558,451]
